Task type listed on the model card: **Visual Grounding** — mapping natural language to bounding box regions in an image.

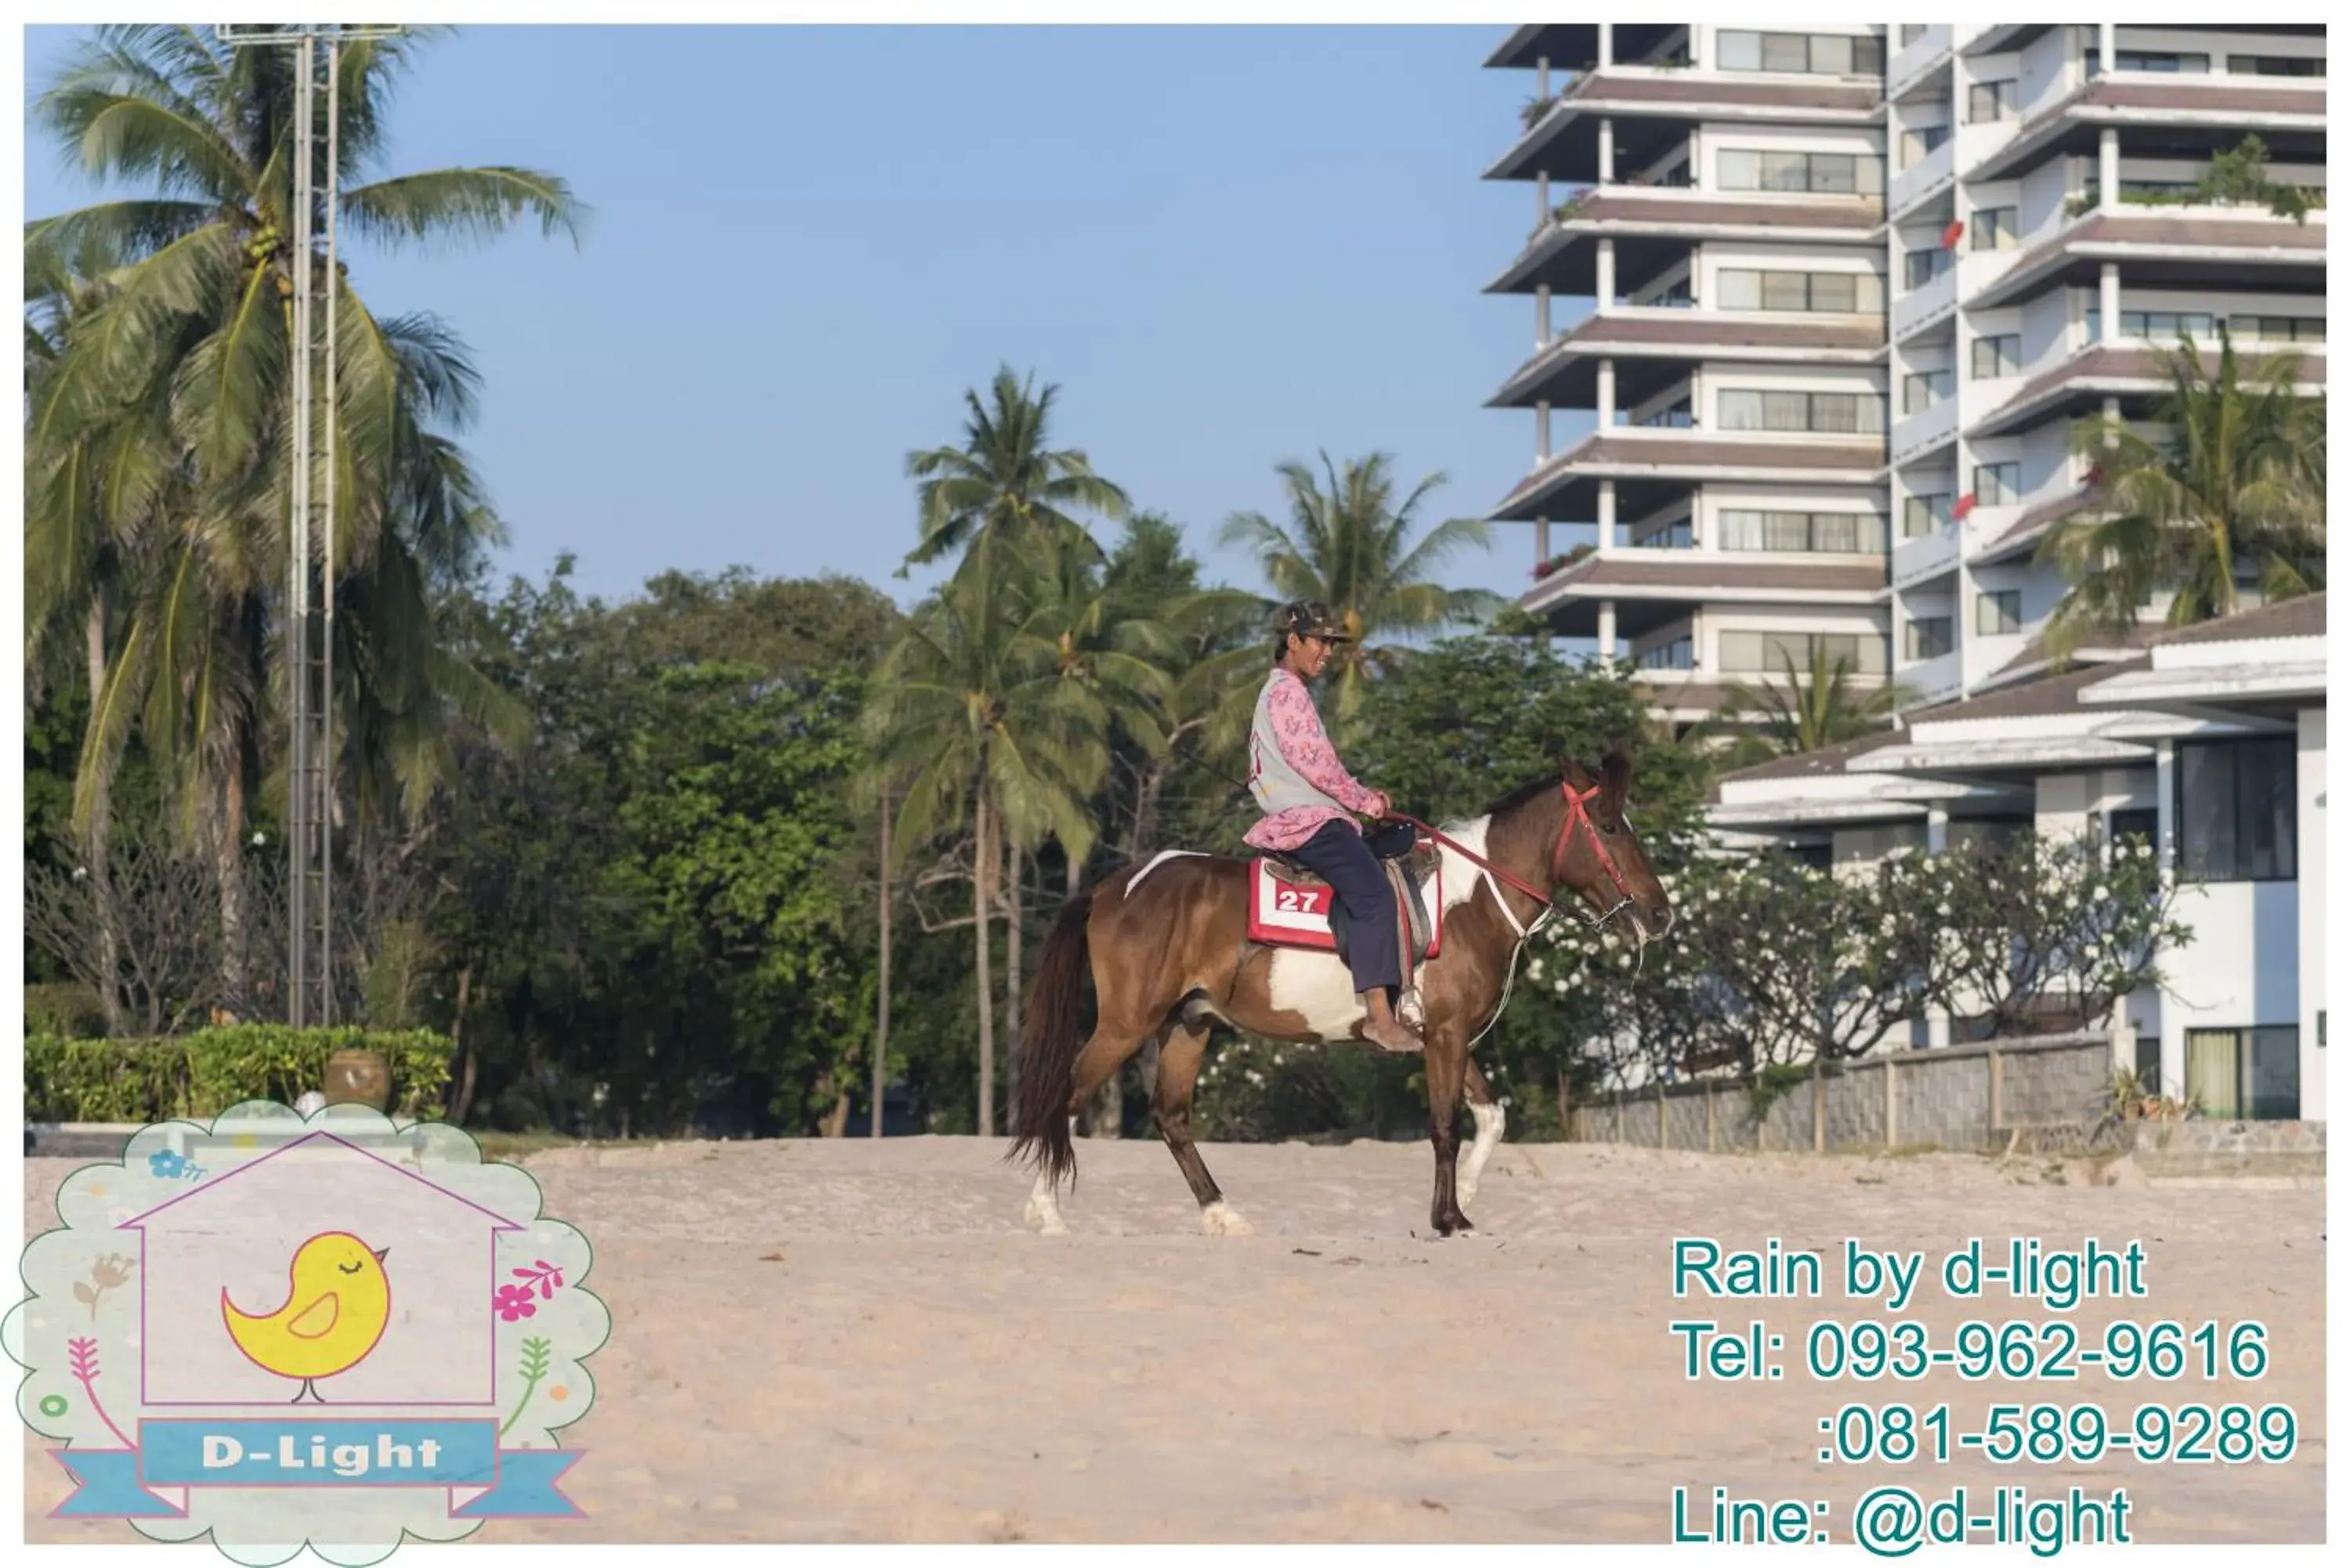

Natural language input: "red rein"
[1388,779,1638,927]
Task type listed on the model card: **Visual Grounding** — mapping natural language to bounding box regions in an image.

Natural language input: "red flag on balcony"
[1942,219,1965,250]
[1951,493,1977,521]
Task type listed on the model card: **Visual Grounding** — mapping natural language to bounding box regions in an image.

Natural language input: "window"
[1902,369,1953,414]
[1716,269,1885,314]
[2229,54,2323,77]
[1632,397,1695,429]
[2133,1035,2160,1097]
[1970,207,2019,250]
[1717,388,1887,435]
[2186,1027,2299,1119]
[1717,31,1885,76]
[1903,493,1953,538]
[1974,461,2022,504]
[1719,510,1886,554]
[1899,124,1951,168]
[1969,334,2023,379]
[1966,79,2017,121]
[1904,617,1954,660]
[2229,314,2326,342]
[1904,247,1955,289]
[2178,738,2298,882]
[1633,516,1692,549]
[2087,47,2209,75]
[1638,635,1694,671]
[1975,588,2022,634]
[1717,149,1886,196]
[2106,807,2160,857]
[2088,306,2224,344]
[1718,630,1885,675]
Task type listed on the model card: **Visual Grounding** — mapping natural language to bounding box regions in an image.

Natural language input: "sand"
[21,1135,2327,1543]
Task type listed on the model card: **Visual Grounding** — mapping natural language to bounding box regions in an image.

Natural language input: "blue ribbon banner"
[54,1420,584,1519]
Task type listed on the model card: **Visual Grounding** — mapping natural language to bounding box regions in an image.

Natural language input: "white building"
[1484,23,2326,732]
[1710,594,2326,1121]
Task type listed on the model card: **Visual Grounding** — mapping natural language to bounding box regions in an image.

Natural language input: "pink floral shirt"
[1242,668,1380,851]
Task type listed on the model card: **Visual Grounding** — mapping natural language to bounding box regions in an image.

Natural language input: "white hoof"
[1025,1176,1070,1235]
[1199,1200,1253,1236]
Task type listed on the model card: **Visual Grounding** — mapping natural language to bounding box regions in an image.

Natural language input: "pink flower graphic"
[493,1283,539,1322]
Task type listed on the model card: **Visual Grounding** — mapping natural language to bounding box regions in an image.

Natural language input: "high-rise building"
[1483,23,2325,731]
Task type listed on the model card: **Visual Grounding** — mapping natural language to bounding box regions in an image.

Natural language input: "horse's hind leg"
[1457,1057,1506,1209]
[1025,1019,1157,1235]
[1152,1021,1249,1235]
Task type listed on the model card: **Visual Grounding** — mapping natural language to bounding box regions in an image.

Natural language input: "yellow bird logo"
[221,1231,393,1404]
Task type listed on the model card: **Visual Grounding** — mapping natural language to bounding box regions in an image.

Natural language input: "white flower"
[1936,903,1951,917]
[1552,979,1569,995]
[2092,883,2110,901]
[1246,1071,1264,1087]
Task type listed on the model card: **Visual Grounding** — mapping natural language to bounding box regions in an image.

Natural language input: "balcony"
[1491,428,1886,522]
[1891,522,1961,591]
[1962,206,2328,313]
[1893,649,1962,707]
[1887,26,1953,101]
[1893,266,1958,345]
[1488,309,1887,410]
[1485,68,1884,182]
[1889,395,1958,466]
[1489,187,1886,294]
[1889,134,1954,219]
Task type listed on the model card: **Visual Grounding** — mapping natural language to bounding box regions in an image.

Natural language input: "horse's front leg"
[1423,1022,1471,1236]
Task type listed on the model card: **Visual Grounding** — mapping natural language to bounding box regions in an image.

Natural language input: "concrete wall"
[1571,1032,2117,1153]
[2298,707,2326,1118]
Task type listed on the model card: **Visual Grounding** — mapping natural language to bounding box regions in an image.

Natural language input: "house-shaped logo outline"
[118,1130,526,1408]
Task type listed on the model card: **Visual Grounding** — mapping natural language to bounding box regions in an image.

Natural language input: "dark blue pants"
[1289,820,1414,995]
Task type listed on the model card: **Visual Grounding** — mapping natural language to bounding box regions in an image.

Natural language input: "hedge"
[24,1026,455,1125]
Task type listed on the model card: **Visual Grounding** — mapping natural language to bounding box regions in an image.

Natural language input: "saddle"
[1247,835,1444,1011]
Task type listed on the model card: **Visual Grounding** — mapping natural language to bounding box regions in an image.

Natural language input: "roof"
[1982,622,2163,687]
[2153,592,2325,645]
[1496,432,1885,518]
[1559,71,1882,114]
[1907,657,2151,727]
[1966,211,2327,311]
[1710,727,1908,795]
[1976,484,2095,562]
[1542,556,1886,594]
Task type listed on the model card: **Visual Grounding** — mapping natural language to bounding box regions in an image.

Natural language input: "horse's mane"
[1479,771,1564,819]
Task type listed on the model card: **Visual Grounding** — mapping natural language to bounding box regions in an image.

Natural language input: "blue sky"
[24,23,1565,612]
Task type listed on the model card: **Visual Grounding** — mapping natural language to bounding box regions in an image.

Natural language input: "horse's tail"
[1007,884,1094,1187]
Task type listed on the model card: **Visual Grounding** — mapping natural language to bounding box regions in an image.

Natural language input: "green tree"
[24,24,580,1003]
[2041,327,2324,657]
[899,363,1130,574]
[1697,647,1914,771]
[1217,451,1502,724]
[862,540,1110,1134]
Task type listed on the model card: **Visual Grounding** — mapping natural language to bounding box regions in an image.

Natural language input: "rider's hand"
[1364,789,1392,820]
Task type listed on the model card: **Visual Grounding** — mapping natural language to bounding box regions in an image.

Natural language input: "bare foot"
[1363,1016,1424,1053]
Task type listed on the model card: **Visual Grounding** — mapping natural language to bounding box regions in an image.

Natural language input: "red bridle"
[1390,778,1640,933]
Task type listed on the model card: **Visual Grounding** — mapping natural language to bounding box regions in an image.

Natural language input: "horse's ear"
[1600,749,1631,804]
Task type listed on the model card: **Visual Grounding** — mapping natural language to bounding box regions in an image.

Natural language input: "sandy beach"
[22,1135,2326,1543]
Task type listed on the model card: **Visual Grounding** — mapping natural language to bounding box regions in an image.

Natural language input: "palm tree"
[1699,646,1914,772]
[900,364,1131,575]
[2039,327,2324,659]
[1217,451,1502,724]
[24,24,575,1003]
[862,541,1110,1136]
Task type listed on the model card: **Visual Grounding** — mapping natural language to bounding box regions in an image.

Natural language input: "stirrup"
[1397,988,1424,1030]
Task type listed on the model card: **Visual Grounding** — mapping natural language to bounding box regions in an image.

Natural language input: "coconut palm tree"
[1699,646,1915,771]
[862,541,1110,1136]
[900,363,1131,575]
[2039,327,2324,659]
[24,24,575,1003]
[1217,451,1501,724]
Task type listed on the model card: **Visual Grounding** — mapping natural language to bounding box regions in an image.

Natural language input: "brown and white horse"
[1009,752,1674,1237]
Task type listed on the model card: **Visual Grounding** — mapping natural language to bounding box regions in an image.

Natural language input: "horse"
[1007,750,1675,1237]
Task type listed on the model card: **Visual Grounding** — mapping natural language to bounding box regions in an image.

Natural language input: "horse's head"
[1554,751,1674,941]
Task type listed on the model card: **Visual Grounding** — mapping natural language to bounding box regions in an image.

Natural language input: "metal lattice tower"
[218,23,401,1026]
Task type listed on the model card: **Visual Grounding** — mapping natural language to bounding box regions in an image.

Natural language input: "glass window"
[2229,54,2323,76]
[1718,149,1883,196]
[1716,31,1762,70]
[1967,79,2017,121]
[1970,207,2019,250]
[1969,334,2022,378]
[1633,516,1692,549]
[1760,33,1812,73]
[1975,588,2022,634]
[1717,31,1883,76]
[1902,493,1952,537]
[1904,617,1953,659]
[1718,630,1884,675]
[2178,738,2298,882]
[1904,247,1954,289]
[2228,313,2325,342]
[2118,50,2209,74]
[2186,1027,2300,1120]
[1973,461,2022,504]
[2106,807,2160,857]
[1637,636,1694,670]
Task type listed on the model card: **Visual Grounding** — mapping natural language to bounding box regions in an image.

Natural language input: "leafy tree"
[1218,452,1502,724]
[899,363,1130,573]
[1698,646,1914,770]
[2042,327,2324,657]
[24,24,580,1004]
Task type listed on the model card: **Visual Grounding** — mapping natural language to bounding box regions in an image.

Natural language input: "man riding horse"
[1244,600,1424,1054]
